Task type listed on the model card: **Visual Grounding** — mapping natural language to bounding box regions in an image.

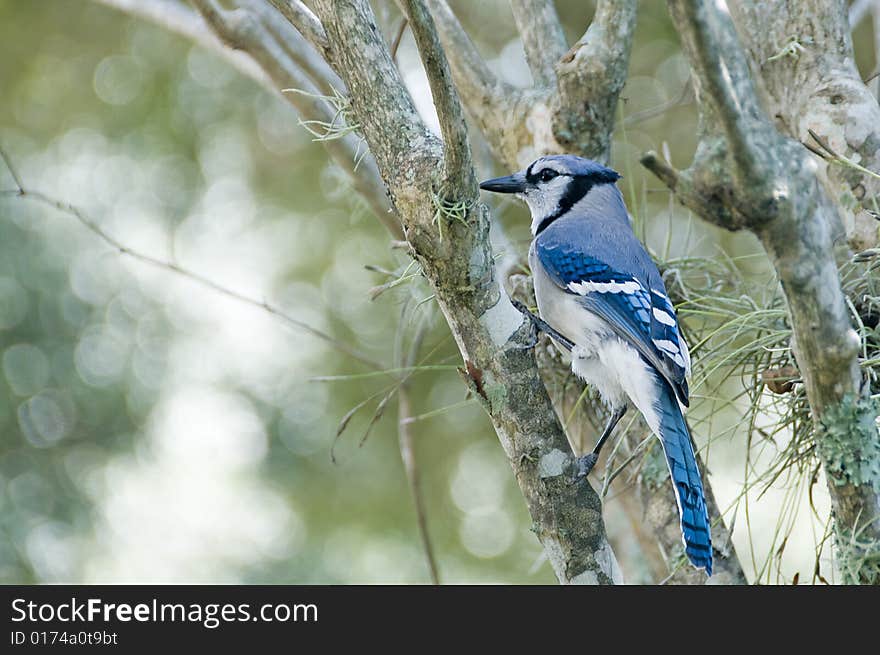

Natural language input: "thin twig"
[601,433,653,499]
[265,0,330,54]
[390,17,409,61]
[394,305,440,583]
[0,147,23,192]
[624,79,694,127]
[807,128,880,182]
[0,147,381,368]
[397,343,440,583]
[402,0,474,191]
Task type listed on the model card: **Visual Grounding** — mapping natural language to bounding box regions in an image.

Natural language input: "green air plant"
[282,86,369,168]
[431,188,473,243]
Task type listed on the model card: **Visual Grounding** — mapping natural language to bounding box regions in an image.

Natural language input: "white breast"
[529,243,661,427]
[529,244,611,357]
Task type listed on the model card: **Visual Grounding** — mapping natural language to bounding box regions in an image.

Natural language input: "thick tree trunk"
[308,0,621,584]
[643,0,880,585]
[92,0,880,584]
[727,0,880,251]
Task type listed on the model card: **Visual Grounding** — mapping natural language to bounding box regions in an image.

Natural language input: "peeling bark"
[309,0,620,585]
[645,0,880,584]
[727,0,880,251]
[93,0,762,584]
[428,0,742,584]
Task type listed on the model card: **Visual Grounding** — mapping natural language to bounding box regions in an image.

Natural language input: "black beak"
[479,172,526,194]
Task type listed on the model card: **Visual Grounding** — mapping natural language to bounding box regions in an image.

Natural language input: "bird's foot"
[570,453,599,483]
[510,299,575,352]
[510,299,540,350]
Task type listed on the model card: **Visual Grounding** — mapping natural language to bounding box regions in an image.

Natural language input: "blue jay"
[480,155,712,576]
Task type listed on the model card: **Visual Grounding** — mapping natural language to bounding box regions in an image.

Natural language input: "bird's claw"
[570,453,598,484]
[511,299,539,350]
[510,299,531,315]
[510,299,575,352]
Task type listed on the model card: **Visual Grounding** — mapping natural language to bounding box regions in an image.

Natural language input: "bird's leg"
[573,404,628,480]
[510,299,575,351]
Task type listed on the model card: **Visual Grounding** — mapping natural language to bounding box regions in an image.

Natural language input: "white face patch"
[524,175,569,234]
[567,279,642,295]
[652,307,676,326]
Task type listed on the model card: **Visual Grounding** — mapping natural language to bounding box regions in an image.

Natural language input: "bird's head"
[479,155,621,235]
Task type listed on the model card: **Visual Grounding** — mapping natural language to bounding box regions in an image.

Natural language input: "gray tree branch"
[265,0,329,55]
[509,0,568,87]
[551,0,638,163]
[646,0,880,584]
[400,0,474,191]
[188,0,401,237]
[311,0,620,585]
[420,0,531,168]
[726,0,880,251]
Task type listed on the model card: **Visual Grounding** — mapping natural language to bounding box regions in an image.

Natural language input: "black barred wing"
[536,240,690,406]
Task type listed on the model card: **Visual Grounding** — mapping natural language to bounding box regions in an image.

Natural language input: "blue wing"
[535,237,691,406]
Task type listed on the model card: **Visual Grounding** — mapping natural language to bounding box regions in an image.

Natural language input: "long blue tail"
[653,380,713,575]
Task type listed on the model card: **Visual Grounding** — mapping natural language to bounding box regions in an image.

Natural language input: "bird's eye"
[539,169,558,182]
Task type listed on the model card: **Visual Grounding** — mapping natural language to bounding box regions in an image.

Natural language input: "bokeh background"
[0,0,877,584]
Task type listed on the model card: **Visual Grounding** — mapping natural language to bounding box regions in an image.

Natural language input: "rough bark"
[550,0,637,163]
[94,0,751,584]
[727,0,880,251]
[433,0,744,583]
[305,0,621,585]
[643,0,880,584]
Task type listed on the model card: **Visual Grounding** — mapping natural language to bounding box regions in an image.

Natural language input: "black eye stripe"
[526,168,570,184]
[534,175,594,235]
[540,172,569,183]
